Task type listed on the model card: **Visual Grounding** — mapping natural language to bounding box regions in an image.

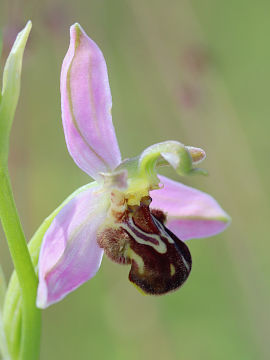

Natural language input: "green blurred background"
[1,0,270,359]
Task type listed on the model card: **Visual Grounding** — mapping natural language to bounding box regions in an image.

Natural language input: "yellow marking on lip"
[128,249,144,275]
[130,281,147,296]
[170,264,176,276]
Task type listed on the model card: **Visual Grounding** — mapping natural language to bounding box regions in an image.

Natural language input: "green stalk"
[0,167,41,360]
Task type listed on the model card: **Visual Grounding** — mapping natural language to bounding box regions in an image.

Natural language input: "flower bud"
[0,21,31,165]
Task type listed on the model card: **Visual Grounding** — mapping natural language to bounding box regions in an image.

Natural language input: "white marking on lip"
[120,216,168,254]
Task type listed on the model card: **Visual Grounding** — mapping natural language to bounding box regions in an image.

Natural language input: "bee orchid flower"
[36,23,230,309]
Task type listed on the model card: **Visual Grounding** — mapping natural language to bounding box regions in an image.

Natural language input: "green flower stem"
[0,166,41,360]
[0,265,10,360]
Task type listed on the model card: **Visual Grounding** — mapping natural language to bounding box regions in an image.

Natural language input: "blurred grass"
[0,0,270,359]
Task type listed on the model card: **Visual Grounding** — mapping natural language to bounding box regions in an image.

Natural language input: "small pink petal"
[150,175,230,241]
[37,185,110,308]
[61,23,121,180]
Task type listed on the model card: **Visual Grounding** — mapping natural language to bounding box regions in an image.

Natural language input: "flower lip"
[98,195,192,295]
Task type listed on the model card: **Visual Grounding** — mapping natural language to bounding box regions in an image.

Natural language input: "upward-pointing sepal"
[60,23,121,181]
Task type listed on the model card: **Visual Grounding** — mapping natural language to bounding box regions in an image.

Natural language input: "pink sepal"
[37,185,109,308]
[61,23,121,180]
[150,175,230,241]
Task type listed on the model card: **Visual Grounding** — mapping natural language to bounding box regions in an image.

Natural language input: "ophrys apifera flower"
[36,24,230,308]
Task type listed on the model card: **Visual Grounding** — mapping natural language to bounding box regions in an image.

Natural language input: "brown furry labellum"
[97,195,192,295]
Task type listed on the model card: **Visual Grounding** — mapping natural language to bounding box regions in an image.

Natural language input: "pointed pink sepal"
[37,185,109,308]
[61,23,121,180]
[150,175,230,241]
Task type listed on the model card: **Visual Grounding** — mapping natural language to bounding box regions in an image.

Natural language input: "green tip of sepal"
[0,20,32,164]
[70,22,84,43]
[72,22,82,32]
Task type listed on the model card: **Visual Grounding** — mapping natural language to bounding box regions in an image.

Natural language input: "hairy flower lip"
[36,23,231,308]
[98,195,192,295]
